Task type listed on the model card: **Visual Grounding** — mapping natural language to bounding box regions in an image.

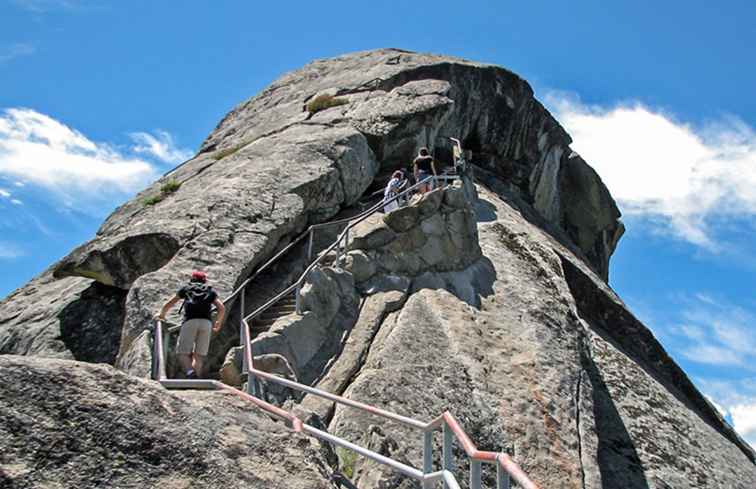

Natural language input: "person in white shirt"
[383,170,404,213]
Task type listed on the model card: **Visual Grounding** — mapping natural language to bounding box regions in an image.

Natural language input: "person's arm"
[158,295,180,320]
[413,162,419,180]
[212,298,225,333]
[431,159,437,176]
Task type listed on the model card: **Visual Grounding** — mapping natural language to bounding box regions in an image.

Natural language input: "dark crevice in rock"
[57,282,127,364]
[579,333,650,489]
[561,254,756,464]
[575,350,587,489]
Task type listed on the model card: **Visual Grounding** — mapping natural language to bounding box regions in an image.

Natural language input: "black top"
[178,283,218,320]
[413,155,434,173]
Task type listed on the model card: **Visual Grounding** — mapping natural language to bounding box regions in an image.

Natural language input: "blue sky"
[1,1,755,447]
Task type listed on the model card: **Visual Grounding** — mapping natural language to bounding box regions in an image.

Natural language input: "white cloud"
[731,403,756,448]
[705,395,727,418]
[673,294,756,370]
[0,189,10,198]
[546,92,756,249]
[0,242,24,259]
[698,378,756,449]
[0,43,35,63]
[130,130,192,164]
[10,199,22,205]
[0,108,164,213]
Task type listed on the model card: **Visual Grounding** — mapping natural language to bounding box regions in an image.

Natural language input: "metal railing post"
[344,228,350,252]
[443,423,453,489]
[497,458,510,489]
[470,460,482,489]
[307,228,314,261]
[240,300,248,375]
[295,283,303,314]
[334,237,342,269]
[423,431,433,474]
[152,322,160,380]
[240,287,245,325]
[160,324,168,380]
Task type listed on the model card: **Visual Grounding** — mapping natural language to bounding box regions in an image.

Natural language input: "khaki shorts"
[176,318,212,356]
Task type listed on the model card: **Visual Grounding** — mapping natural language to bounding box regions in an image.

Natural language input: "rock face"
[346,183,481,280]
[317,183,756,489]
[1,48,753,489]
[1,48,621,377]
[0,355,336,488]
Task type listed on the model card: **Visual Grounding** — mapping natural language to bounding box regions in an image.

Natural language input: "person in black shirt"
[158,270,225,378]
[413,147,437,194]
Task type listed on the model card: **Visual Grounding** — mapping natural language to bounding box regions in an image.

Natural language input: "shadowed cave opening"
[58,282,127,365]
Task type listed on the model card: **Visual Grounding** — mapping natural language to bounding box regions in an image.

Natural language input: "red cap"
[191,270,207,282]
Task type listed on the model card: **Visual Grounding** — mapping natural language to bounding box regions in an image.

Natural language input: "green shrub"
[212,143,245,161]
[160,179,181,193]
[336,446,359,479]
[143,195,164,206]
[306,94,348,114]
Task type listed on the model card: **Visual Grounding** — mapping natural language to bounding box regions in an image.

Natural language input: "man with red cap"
[158,270,225,379]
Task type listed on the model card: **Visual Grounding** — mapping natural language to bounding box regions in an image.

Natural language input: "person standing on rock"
[383,170,405,213]
[413,147,437,194]
[157,271,225,379]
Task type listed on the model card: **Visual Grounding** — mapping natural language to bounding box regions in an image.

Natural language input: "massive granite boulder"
[0,355,337,488]
[2,49,750,488]
[0,48,621,377]
[314,183,756,489]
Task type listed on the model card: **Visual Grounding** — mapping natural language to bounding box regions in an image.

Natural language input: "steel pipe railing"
[242,174,456,324]
[151,169,540,488]
[237,318,540,489]
[154,318,522,488]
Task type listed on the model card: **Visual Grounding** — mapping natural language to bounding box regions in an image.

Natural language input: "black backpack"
[180,283,215,319]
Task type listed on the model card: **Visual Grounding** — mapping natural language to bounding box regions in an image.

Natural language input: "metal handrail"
[240,318,539,489]
[151,171,541,488]
[243,174,456,323]
[151,319,509,489]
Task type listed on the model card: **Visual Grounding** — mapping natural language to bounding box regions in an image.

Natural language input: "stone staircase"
[248,293,297,332]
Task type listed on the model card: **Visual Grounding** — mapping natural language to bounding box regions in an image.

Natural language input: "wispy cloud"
[698,377,756,449]
[0,108,166,214]
[0,241,24,259]
[546,92,756,250]
[0,43,35,63]
[671,294,756,369]
[130,130,193,164]
[12,0,80,12]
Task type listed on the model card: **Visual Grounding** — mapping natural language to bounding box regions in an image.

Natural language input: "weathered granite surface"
[0,355,337,488]
[319,183,755,489]
[0,48,621,377]
[2,49,749,489]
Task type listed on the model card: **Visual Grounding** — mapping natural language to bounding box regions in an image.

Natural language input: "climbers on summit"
[413,147,437,194]
[157,270,225,379]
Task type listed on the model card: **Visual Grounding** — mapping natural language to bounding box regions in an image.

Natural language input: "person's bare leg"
[178,353,193,374]
[194,355,206,378]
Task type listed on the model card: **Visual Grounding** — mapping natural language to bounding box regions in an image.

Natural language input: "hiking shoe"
[186,369,197,379]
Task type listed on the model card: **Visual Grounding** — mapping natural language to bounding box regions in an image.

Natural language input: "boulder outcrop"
[0,355,337,488]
